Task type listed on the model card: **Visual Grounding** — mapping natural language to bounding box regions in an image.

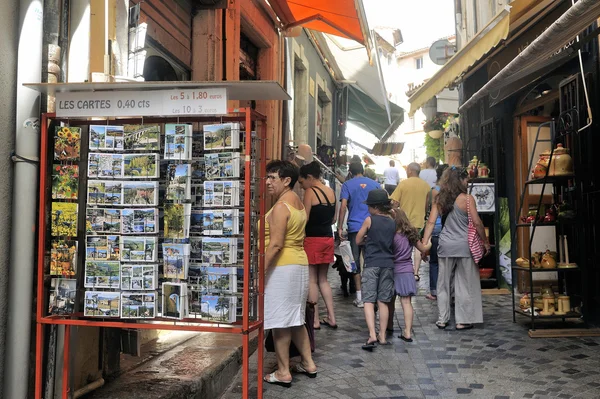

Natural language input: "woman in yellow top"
[263,160,317,387]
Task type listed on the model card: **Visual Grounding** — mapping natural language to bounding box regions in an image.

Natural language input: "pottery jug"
[549,144,574,176]
[531,150,550,179]
[468,156,479,178]
[541,251,557,269]
[478,163,489,178]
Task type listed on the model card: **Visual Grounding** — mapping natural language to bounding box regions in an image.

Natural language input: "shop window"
[415,57,423,69]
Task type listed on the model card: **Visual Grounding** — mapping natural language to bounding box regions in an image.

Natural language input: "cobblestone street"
[222,266,600,399]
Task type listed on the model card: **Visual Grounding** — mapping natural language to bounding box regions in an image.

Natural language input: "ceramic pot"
[531,150,551,179]
[428,129,443,139]
[520,294,531,309]
[468,156,479,178]
[541,251,557,269]
[549,144,574,176]
[478,163,489,178]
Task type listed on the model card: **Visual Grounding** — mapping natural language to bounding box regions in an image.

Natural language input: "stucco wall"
[0,0,17,395]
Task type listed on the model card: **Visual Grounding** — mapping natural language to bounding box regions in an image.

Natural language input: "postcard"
[191,158,205,181]
[84,261,120,288]
[85,208,121,234]
[88,153,123,178]
[121,292,156,319]
[201,237,237,265]
[162,282,187,319]
[121,264,158,291]
[120,236,157,262]
[121,208,157,234]
[123,124,160,151]
[198,295,237,323]
[89,125,125,151]
[199,266,237,294]
[52,164,79,199]
[164,124,192,160]
[84,291,120,317]
[165,164,191,201]
[162,243,190,279]
[192,131,204,158]
[204,152,240,180]
[122,181,158,206]
[202,209,239,236]
[86,235,119,261]
[123,153,158,178]
[190,237,202,261]
[188,263,203,287]
[50,239,77,276]
[163,203,191,239]
[48,278,77,315]
[203,181,239,207]
[203,123,240,150]
[51,202,78,237]
[54,126,81,161]
[87,181,123,205]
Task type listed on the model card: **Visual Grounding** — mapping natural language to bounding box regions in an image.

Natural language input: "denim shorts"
[361,267,395,303]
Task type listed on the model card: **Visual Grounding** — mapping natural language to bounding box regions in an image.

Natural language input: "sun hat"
[364,189,391,205]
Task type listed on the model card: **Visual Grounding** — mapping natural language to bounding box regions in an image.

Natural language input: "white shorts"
[264,264,308,330]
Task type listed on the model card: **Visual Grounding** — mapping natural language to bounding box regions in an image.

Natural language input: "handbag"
[265,302,315,356]
[419,188,434,238]
[467,195,485,264]
[338,240,357,273]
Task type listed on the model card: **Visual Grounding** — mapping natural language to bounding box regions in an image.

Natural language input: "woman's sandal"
[377,338,393,345]
[320,318,338,329]
[399,334,413,342]
[455,323,474,331]
[264,372,292,388]
[435,321,448,329]
[361,339,377,351]
[291,364,317,378]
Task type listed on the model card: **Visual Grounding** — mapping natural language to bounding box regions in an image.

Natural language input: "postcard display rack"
[35,109,267,399]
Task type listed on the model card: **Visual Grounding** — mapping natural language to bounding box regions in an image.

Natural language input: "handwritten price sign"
[56,88,228,117]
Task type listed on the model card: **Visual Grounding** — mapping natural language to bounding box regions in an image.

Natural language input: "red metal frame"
[34,109,267,399]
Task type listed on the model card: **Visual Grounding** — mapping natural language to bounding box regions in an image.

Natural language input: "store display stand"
[510,119,584,333]
[34,108,267,399]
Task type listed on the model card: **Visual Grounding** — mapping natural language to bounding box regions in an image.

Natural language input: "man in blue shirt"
[338,162,381,307]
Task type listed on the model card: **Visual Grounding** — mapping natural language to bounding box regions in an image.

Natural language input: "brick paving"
[221,265,600,399]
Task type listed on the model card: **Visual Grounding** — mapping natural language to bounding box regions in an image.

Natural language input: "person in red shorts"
[299,161,338,330]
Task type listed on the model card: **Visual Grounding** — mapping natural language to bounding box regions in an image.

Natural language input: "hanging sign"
[55,88,228,117]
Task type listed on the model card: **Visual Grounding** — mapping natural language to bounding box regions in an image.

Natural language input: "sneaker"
[353,299,364,308]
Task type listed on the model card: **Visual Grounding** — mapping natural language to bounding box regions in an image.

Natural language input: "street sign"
[429,39,456,66]
[55,88,228,117]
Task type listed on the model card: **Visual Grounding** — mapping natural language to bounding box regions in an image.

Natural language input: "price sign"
[56,88,228,117]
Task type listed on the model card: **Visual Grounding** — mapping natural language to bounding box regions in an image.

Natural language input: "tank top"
[264,201,309,266]
[393,233,413,274]
[438,201,470,258]
[364,214,396,269]
[305,186,335,237]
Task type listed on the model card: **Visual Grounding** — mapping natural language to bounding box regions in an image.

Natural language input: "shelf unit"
[465,118,502,289]
[34,109,268,399]
[511,119,583,330]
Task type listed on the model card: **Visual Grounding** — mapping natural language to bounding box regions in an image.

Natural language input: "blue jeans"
[429,235,440,295]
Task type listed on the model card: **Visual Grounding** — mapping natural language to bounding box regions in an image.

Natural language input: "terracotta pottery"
[555,296,570,315]
[478,163,490,178]
[541,251,557,269]
[549,144,574,176]
[531,150,551,179]
[468,156,479,178]
[445,136,463,166]
[520,294,531,309]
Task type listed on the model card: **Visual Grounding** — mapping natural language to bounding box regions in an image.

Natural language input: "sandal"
[455,324,474,331]
[435,321,448,329]
[291,364,317,378]
[399,334,413,342]
[361,339,377,351]
[320,318,338,329]
[377,338,392,345]
[264,372,292,388]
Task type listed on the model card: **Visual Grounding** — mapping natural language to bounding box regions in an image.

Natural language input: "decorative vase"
[541,251,557,269]
[549,144,574,176]
[428,129,443,139]
[531,150,551,179]
[468,156,479,178]
[478,163,489,178]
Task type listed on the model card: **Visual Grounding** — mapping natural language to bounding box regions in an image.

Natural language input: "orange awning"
[268,0,368,45]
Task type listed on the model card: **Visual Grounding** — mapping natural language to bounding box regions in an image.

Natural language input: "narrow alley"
[222,269,600,399]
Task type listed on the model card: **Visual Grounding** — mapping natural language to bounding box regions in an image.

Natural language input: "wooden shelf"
[525,175,574,185]
[516,222,557,228]
[512,266,579,272]
[514,308,582,319]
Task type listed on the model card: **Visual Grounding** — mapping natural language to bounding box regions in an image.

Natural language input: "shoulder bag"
[466,195,485,264]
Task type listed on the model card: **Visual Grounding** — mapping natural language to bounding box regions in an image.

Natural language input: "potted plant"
[422,114,447,138]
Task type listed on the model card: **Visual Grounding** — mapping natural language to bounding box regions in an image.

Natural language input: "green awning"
[347,85,404,140]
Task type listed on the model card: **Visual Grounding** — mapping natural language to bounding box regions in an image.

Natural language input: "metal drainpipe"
[3,0,43,398]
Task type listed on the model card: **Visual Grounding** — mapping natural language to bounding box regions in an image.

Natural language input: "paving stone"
[218,266,600,399]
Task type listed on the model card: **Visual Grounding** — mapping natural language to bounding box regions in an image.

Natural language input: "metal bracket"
[11,152,40,164]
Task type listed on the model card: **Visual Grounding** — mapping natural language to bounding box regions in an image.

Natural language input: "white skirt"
[264,264,308,330]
